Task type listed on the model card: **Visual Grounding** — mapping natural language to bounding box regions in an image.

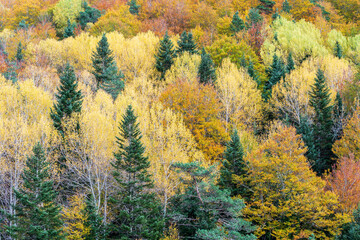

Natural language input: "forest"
[0,0,360,239]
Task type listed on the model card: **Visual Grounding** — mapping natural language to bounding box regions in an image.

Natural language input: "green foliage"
[8,143,64,240]
[15,41,23,62]
[169,162,256,240]
[337,205,360,240]
[264,54,285,100]
[18,19,28,30]
[285,52,295,74]
[230,11,245,34]
[198,48,217,85]
[91,34,125,99]
[272,8,280,20]
[83,195,107,240]
[110,105,164,240]
[52,0,83,32]
[176,31,198,56]
[309,69,336,175]
[257,0,275,15]
[155,31,176,80]
[335,41,343,59]
[50,63,83,137]
[63,19,75,39]
[282,0,292,13]
[77,1,101,30]
[128,0,140,15]
[333,92,344,141]
[246,8,263,29]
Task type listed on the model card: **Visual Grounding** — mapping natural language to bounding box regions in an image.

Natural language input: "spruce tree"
[176,31,198,55]
[128,0,140,15]
[230,11,245,34]
[218,129,251,200]
[155,31,176,80]
[282,0,291,13]
[8,143,64,240]
[83,195,107,240]
[15,41,23,62]
[92,34,125,99]
[264,54,285,100]
[257,0,275,14]
[50,63,83,137]
[334,41,343,59]
[169,162,256,240]
[78,1,101,30]
[286,51,295,74]
[198,47,217,85]
[63,19,75,39]
[309,69,336,175]
[109,105,163,239]
[246,8,264,29]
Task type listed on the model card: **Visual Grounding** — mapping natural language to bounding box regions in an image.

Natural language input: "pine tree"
[337,204,360,240]
[109,105,164,239]
[83,195,107,240]
[50,63,83,137]
[218,129,251,200]
[230,11,245,34]
[128,0,140,15]
[92,34,125,99]
[198,47,217,85]
[286,51,295,74]
[155,31,176,80]
[169,162,256,240]
[282,0,291,13]
[78,1,101,30]
[8,143,64,240]
[246,8,264,29]
[176,31,198,55]
[309,69,336,175]
[63,19,75,39]
[334,41,343,59]
[257,0,275,14]
[264,54,285,100]
[15,41,23,62]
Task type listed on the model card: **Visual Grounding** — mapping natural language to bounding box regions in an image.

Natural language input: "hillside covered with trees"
[0,0,360,239]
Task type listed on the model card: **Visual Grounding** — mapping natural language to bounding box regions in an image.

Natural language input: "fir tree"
[176,31,198,55]
[282,0,291,13]
[198,47,217,85]
[218,129,251,200]
[83,195,107,240]
[257,0,275,14]
[246,8,264,29]
[50,63,83,137]
[169,162,256,240]
[337,204,360,240]
[334,41,343,59]
[128,0,140,15]
[15,41,23,62]
[92,34,125,99]
[297,115,318,163]
[264,54,285,100]
[155,31,176,80]
[78,1,101,30]
[109,105,164,239]
[286,51,295,73]
[63,19,75,39]
[309,69,336,175]
[230,11,245,34]
[8,143,64,240]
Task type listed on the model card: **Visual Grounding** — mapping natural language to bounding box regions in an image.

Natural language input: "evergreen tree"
[230,11,245,34]
[309,69,336,175]
[83,195,107,240]
[337,204,360,240]
[78,1,101,30]
[257,0,275,14]
[18,19,28,30]
[128,0,140,15]
[63,19,75,39]
[15,41,23,62]
[169,162,256,240]
[282,0,291,13]
[218,129,251,200]
[3,61,18,83]
[50,63,83,137]
[286,51,295,74]
[8,143,64,240]
[333,92,344,141]
[297,115,318,164]
[246,8,264,29]
[248,59,260,86]
[92,34,125,99]
[198,47,217,85]
[272,8,280,20]
[155,31,176,80]
[334,41,343,59]
[176,31,198,55]
[264,54,285,100]
[109,105,164,239]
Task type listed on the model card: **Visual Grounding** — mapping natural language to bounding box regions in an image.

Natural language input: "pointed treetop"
[198,47,217,85]
[230,11,245,33]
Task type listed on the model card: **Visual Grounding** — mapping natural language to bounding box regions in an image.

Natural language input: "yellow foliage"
[52,0,83,30]
[165,52,201,84]
[6,0,42,29]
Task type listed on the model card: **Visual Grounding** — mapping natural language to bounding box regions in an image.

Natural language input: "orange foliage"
[90,0,126,11]
[159,79,228,162]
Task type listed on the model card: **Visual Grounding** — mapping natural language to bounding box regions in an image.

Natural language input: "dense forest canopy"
[0,0,360,239]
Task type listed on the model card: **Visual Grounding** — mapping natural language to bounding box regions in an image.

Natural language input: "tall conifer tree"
[230,11,245,34]
[282,0,291,13]
[264,54,285,100]
[83,195,107,240]
[8,143,64,240]
[109,105,163,239]
[176,31,198,55]
[334,41,343,59]
[15,42,23,62]
[63,19,75,39]
[155,31,176,80]
[128,0,140,15]
[198,48,217,85]
[286,51,295,74]
[78,1,101,30]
